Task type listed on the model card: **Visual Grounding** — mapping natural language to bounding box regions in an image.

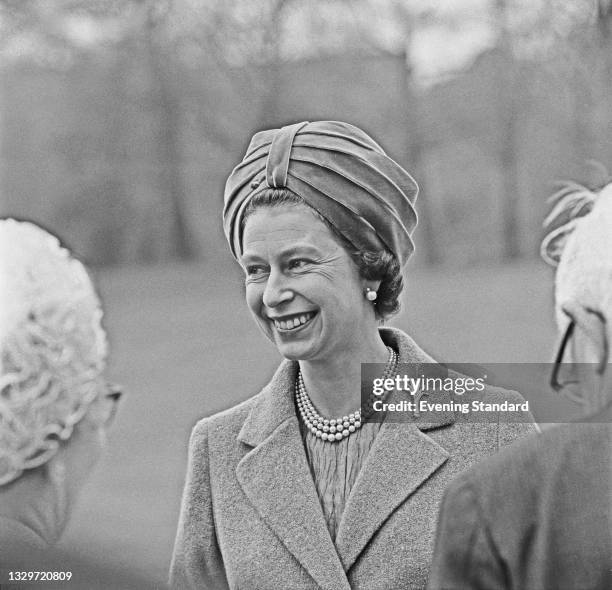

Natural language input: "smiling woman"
[169,121,537,590]
[241,200,385,369]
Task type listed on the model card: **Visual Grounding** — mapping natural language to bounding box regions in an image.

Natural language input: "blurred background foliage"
[1,0,611,268]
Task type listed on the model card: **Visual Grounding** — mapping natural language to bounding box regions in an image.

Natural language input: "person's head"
[0,219,118,543]
[223,121,418,361]
[541,180,612,412]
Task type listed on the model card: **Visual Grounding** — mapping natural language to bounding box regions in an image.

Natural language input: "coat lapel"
[235,328,455,582]
[333,421,450,571]
[334,327,455,571]
[236,361,351,590]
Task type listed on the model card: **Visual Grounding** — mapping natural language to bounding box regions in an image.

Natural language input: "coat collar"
[237,327,455,447]
[235,327,453,587]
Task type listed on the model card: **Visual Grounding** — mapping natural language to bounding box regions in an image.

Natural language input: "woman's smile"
[269,311,318,332]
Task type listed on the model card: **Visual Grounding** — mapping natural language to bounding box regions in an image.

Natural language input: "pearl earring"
[365,287,377,301]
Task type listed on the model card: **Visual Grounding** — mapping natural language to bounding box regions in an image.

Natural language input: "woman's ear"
[365,280,382,294]
[363,281,382,305]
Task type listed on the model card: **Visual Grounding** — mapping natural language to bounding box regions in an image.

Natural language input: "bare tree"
[386,0,440,265]
[494,0,521,259]
[143,1,196,260]
[594,0,612,159]
[0,0,200,261]
[596,0,612,40]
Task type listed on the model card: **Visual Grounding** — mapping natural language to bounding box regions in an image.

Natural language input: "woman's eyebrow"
[278,245,322,257]
[239,252,266,264]
[240,245,324,264]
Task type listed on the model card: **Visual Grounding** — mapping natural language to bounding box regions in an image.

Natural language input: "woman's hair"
[241,188,403,321]
[0,220,108,486]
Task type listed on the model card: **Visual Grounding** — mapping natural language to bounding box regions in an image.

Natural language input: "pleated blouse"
[300,419,383,542]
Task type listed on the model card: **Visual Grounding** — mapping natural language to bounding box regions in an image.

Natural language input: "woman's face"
[240,204,373,361]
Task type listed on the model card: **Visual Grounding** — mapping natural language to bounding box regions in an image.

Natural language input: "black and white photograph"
[1,1,611,588]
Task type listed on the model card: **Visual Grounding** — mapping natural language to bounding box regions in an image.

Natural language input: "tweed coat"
[427,402,612,590]
[170,328,537,590]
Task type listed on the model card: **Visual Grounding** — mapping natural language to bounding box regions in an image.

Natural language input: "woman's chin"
[272,329,324,361]
[274,340,316,361]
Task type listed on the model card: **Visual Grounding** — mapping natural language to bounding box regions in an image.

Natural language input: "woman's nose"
[262,269,293,308]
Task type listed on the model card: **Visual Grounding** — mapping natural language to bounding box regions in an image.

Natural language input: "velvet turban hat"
[223,121,419,267]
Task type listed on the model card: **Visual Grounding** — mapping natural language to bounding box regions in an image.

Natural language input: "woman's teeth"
[274,312,315,330]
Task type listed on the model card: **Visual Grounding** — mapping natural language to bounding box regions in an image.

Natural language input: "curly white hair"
[0,219,108,486]
[541,178,612,330]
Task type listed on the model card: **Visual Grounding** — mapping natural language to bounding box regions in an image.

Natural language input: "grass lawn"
[59,259,567,587]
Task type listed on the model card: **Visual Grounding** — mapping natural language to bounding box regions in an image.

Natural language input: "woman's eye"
[245,265,268,277]
[288,259,310,270]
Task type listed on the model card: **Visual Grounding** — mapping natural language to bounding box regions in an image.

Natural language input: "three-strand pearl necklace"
[296,346,398,443]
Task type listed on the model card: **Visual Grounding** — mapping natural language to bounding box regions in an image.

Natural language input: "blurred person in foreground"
[170,121,536,589]
[428,179,612,590]
[0,219,121,568]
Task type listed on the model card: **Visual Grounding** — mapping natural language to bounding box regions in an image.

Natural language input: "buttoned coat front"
[170,328,536,590]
